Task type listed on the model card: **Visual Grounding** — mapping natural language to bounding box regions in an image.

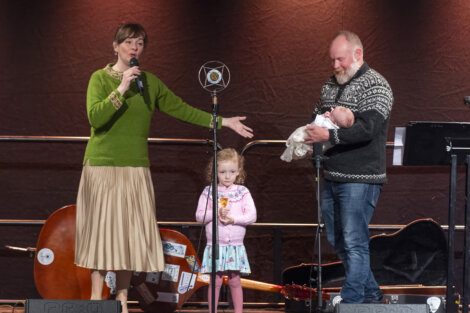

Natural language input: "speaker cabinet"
[335,303,429,313]
[25,299,121,313]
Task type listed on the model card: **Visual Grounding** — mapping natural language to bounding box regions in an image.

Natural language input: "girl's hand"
[219,206,230,219]
[219,215,228,224]
[219,215,234,225]
[222,116,254,138]
[117,66,141,95]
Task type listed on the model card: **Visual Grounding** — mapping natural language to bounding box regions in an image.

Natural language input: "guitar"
[33,204,323,313]
[129,227,327,313]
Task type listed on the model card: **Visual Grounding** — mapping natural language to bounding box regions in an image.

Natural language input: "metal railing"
[0,135,222,150]
[240,139,395,155]
[0,135,394,155]
[0,218,463,231]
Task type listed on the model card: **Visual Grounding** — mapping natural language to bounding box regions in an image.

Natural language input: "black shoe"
[363,294,384,304]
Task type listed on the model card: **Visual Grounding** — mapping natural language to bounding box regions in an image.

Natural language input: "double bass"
[33,204,318,313]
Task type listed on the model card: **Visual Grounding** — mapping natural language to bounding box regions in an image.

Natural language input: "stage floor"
[0,307,284,313]
[0,301,285,313]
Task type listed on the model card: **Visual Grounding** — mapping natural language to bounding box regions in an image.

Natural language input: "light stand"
[198,61,230,313]
[311,143,325,313]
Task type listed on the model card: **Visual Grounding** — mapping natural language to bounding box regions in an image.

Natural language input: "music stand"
[403,121,470,166]
[401,122,470,312]
[447,138,470,313]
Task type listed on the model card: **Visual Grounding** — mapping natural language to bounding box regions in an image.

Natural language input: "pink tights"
[207,272,243,313]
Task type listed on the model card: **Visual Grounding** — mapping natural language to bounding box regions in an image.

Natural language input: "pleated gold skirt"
[74,165,165,272]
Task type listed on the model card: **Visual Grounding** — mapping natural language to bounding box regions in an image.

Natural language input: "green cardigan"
[84,64,221,167]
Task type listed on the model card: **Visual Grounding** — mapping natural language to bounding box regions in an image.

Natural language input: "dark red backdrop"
[1,0,470,302]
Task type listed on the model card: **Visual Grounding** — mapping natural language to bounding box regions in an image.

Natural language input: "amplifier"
[25,299,121,313]
[335,303,429,313]
[287,293,444,313]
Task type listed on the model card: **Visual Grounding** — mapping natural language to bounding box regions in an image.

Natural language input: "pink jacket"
[195,184,257,246]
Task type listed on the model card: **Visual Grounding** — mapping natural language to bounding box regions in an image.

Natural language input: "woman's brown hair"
[113,23,148,47]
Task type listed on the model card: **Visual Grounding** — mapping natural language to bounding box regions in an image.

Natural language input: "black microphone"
[129,57,144,95]
[312,143,324,169]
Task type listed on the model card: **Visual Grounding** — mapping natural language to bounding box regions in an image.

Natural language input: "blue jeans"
[321,180,382,303]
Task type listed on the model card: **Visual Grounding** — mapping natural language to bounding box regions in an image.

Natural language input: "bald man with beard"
[305,31,393,304]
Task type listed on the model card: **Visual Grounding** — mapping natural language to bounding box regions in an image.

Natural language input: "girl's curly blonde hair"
[205,148,246,184]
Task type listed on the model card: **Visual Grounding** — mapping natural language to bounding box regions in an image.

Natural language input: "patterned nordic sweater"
[312,63,393,183]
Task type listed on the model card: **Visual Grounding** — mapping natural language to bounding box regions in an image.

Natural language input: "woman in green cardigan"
[74,23,253,313]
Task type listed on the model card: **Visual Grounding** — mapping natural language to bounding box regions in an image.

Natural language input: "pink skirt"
[74,165,164,272]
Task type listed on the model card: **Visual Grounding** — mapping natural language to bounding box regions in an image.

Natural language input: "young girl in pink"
[195,148,257,313]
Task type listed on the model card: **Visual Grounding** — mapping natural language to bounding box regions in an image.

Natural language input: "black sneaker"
[363,294,384,304]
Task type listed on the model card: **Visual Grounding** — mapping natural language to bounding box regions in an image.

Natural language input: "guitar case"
[282,218,447,312]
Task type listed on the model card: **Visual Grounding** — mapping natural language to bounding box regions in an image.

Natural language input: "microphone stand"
[210,90,219,313]
[197,60,229,313]
[312,143,324,313]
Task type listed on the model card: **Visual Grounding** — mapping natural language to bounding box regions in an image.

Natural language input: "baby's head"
[330,106,354,128]
[205,148,246,185]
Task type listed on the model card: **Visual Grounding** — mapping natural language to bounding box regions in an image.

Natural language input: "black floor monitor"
[403,121,470,165]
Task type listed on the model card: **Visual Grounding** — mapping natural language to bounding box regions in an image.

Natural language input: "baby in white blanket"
[281,106,354,162]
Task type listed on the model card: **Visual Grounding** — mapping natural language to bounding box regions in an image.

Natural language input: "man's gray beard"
[335,61,361,84]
